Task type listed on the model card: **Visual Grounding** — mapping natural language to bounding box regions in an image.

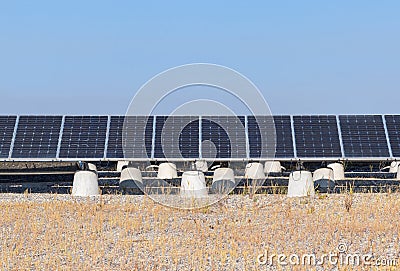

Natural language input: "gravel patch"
[0,193,399,270]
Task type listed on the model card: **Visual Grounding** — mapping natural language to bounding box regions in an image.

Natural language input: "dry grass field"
[1,193,399,270]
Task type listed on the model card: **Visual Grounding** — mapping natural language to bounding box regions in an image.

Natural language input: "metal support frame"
[199,116,202,159]
[151,116,157,159]
[382,115,393,158]
[3,156,395,163]
[290,115,297,158]
[8,115,19,159]
[336,115,345,158]
[244,115,250,159]
[56,115,65,159]
[103,115,111,159]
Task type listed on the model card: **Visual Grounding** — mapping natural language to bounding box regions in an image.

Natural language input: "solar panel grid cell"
[155,116,199,158]
[273,116,295,158]
[339,115,390,157]
[293,115,342,158]
[106,116,153,159]
[384,115,400,157]
[179,119,199,158]
[59,116,108,158]
[247,116,293,158]
[0,116,17,158]
[201,116,246,159]
[12,116,62,158]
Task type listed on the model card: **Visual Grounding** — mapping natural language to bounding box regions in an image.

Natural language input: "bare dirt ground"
[0,193,399,270]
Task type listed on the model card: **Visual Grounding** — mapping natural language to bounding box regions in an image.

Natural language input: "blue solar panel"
[201,116,246,159]
[12,116,62,158]
[339,115,390,157]
[384,115,400,157]
[248,116,293,158]
[0,116,17,158]
[1,114,399,160]
[179,119,199,158]
[293,115,342,158]
[272,116,294,158]
[59,116,108,158]
[154,116,199,158]
[106,116,153,159]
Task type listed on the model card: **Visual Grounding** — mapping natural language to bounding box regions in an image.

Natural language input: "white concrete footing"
[180,171,208,198]
[72,171,100,196]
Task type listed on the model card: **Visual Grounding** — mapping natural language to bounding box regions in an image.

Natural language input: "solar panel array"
[0,115,399,160]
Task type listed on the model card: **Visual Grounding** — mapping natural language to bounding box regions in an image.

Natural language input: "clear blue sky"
[1,1,399,115]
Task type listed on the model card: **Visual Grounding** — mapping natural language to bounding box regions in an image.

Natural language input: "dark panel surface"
[155,116,199,158]
[59,116,108,158]
[0,116,17,158]
[384,115,400,157]
[201,116,246,159]
[339,115,390,157]
[106,116,153,158]
[293,115,342,158]
[12,116,62,158]
[248,116,294,158]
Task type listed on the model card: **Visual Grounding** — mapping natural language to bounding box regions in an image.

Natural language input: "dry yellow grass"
[0,193,399,270]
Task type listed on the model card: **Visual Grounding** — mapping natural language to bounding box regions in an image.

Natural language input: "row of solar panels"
[0,115,399,160]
